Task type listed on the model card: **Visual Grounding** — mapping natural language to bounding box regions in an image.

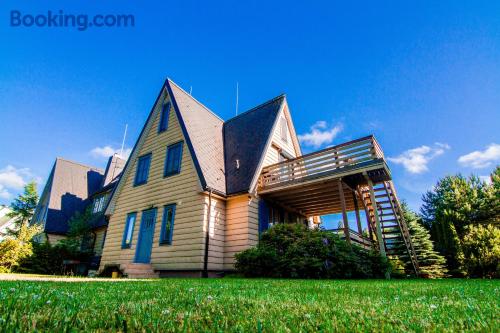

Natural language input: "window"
[134,153,152,186]
[122,212,137,249]
[160,204,176,245]
[92,195,107,213]
[164,142,183,177]
[280,117,288,142]
[158,102,171,133]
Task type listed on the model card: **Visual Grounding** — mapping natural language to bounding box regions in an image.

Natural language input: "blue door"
[135,208,157,263]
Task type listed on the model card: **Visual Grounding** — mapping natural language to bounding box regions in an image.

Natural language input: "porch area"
[258,136,419,274]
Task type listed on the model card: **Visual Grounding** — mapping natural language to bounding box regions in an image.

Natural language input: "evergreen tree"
[399,203,447,278]
[420,167,499,276]
[5,181,39,237]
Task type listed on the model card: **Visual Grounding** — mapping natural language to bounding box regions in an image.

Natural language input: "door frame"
[134,208,157,263]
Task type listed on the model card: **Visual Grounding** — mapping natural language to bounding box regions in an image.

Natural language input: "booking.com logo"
[10,10,135,31]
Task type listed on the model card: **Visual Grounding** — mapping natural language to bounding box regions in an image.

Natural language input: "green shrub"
[235,224,390,279]
[16,241,91,275]
[461,224,500,278]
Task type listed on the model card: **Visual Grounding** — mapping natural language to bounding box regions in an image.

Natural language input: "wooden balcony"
[258,135,391,217]
[259,135,389,195]
[257,136,420,274]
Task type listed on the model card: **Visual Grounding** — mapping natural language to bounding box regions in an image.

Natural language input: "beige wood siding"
[223,194,259,270]
[93,228,106,256]
[99,90,207,271]
[204,194,226,270]
[46,233,66,244]
[262,108,298,169]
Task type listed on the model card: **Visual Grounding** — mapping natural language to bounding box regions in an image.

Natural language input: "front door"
[135,208,157,263]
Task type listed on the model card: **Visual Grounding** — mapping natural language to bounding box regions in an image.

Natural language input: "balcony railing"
[327,228,373,249]
[259,135,385,191]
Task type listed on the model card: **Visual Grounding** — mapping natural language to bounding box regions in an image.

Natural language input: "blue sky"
[0,1,499,212]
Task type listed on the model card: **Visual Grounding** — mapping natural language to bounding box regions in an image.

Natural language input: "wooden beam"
[364,174,386,258]
[338,179,351,244]
[264,181,337,199]
[352,190,363,235]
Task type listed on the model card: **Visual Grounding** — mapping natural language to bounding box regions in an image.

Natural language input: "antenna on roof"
[235,81,239,115]
[119,124,128,158]
[189,86,193,95]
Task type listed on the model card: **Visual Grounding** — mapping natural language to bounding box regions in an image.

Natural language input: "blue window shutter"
[134,154,151,186]
[164,142,183,177]
[258,199,270,234]
[158,102,170,133]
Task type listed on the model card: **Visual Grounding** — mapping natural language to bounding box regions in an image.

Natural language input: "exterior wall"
[92,228,107,256]
[223,194,259,270]
[204,194,226,271]
[46,233,66,244]
[262,109,298,168]
[99,90,207,271]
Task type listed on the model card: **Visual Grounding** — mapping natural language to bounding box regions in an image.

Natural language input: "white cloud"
[90,145,132,160]
[0,185,11,199]
[0,165,41,201]
[388,143,450,174]
[0,165,27,189]
[298,121,343,148]
[458,143,500,169]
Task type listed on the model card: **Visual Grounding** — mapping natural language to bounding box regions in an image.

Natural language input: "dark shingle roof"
[43,158,104,234]
[168,80,226,194]
[223,95,285,195]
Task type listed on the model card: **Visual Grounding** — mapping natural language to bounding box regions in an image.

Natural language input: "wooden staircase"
[360,181,420,275]
[121,263,159,279]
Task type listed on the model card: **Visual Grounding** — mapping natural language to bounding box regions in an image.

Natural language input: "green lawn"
[0,277,498,332]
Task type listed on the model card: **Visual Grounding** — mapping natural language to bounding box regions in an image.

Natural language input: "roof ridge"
[167,78,224,123]
[224,93,286,124]
[55,157,104,173]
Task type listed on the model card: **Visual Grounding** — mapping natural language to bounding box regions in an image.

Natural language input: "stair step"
[381,225,399,229]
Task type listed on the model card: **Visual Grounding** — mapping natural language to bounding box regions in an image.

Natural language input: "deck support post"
[352,191,363,235]
[337,179,351,244]
[357,186,374,242]
[364,175,386,258]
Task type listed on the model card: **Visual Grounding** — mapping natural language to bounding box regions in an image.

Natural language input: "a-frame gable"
[105,79,206,215]
[248,97,302,194]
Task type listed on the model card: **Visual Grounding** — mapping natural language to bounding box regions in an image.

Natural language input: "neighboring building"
[99,78,419,278]
[86,154,125,269]
[31,155,125,269]
[0,205,17,240]
[31,158,104,244]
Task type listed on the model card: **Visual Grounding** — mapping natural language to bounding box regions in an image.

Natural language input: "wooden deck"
[258,136,390,217]
[257,135,420,274]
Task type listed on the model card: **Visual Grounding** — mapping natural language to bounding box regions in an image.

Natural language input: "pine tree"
[400,203,447,278]
[5,181,39,237]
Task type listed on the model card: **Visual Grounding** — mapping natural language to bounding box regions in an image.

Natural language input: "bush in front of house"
[235,224,390,278]
[17,240,92,275]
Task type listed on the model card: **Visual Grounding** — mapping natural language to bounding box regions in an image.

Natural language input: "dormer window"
[280,117,288,142]
[92,195,107,213]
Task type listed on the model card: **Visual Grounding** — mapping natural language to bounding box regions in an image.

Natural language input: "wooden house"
[32,154,125,269]
[99,79,419,278]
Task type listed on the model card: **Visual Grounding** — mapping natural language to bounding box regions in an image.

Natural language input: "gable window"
[164,142,183,177]
[160,204,176,245]
[280,117,288,142]
[122,212,137,249]
[158,102,171,133]
[134,153,152,186]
